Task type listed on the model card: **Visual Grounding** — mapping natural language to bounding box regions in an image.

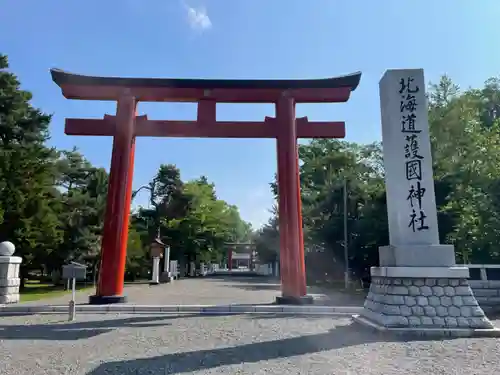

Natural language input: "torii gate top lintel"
[50,68,361,103]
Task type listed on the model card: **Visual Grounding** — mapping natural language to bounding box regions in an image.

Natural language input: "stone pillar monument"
[354,69,497,335]
[0,241,22,304]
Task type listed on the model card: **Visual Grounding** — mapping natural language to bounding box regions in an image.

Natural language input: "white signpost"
[354,69,496,335]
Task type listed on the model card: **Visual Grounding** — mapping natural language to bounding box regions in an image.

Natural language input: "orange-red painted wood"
[64,118,346,139]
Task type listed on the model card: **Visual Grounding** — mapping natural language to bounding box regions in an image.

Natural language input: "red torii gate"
[224,242,256,271]
[51,69,361,304]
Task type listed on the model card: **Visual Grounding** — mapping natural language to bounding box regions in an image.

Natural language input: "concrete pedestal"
[354,266,499,336]
[276,295,314,305]
[89,295,127,304]
[379,244,456,267]
[160,272,173,283]
[0,256,22,304]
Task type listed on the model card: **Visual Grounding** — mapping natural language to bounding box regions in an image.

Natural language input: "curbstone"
[0,303,363,316]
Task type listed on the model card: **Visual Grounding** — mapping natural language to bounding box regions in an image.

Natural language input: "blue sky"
[1,0,499,228]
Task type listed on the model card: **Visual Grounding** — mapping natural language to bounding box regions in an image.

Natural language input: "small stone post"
[354,69,498,336]
[0,241,22,304]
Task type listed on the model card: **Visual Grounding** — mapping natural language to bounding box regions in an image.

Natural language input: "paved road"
[20,276,365,307]
[1,312,499,374]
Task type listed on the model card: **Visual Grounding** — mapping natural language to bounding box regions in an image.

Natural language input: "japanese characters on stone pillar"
[378,69,455,267]
[383,72,438,243]
[354,69,496,335]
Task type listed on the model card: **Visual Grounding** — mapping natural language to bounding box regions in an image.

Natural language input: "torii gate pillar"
[90,95,136,304]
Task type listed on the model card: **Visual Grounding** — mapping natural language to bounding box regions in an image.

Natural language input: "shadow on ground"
[0,310,303,341]
[208,277,366,306]
[204,275,277,282]
[226,283,282,291]
[207,276,282,291]
[0,315,186,341]
[85,321,458,375]
[0,310,365,342]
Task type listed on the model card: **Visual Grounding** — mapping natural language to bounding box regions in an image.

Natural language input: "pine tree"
[0,54,62,286]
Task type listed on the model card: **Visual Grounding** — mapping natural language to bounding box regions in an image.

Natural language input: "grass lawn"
[19,280,94,303]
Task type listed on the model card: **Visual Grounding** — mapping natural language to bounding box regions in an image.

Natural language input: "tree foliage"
[0,53,252,285]
[255,74,500,281]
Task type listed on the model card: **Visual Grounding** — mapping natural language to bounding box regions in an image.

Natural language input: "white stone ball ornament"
[0,241,15,256]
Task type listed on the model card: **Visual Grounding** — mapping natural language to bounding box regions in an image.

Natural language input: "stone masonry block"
[420,286,433,296]
[455,286,473,296]
[425,278,437,286]
[440,296,452,306]
[408,286,420,296]
[428,296,441,306]
[448,306,461,317]
[360,274,495,332]
[424,306,437,316]
[432,286,444,296]
[444,286,456,297]
[417,296,428,306]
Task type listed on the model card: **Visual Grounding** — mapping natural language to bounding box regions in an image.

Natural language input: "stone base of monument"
[354,266,500,337]
[275,295,314,305]
[160,272,173,283]
[88,295,127,304]
[0,255,22,305]
[0,279,20,304]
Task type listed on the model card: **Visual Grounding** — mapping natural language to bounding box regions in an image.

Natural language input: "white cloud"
[185,4,212,31]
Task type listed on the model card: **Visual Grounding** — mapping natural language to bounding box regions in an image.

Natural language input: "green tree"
[48,149,108,279]
[255,74,500,285]
[428,76,500,263]
[0,54,62,286]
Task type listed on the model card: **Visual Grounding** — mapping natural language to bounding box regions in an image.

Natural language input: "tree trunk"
[20,266,27,290]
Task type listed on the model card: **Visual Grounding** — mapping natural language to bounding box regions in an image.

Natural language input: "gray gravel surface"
[20,277,364,307]
[1,313,499,374]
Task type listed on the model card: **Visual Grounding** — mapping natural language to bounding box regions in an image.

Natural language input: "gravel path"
[21,276,364,307]
[1,313,499,374]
